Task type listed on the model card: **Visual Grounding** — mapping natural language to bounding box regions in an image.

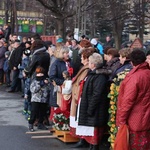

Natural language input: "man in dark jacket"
[103,35,114,49]
[8,39,24,92]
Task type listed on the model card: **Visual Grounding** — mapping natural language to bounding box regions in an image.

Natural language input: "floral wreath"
[107,69,130,149]
[53,108,70,131]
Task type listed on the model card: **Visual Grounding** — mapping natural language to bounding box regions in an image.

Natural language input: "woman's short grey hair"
[89,53,103,68]
[57,46,69,59]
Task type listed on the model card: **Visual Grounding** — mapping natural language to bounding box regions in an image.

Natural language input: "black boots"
[29,124,34,132]
[71,138,89,148]
[37,123,48,130]
[89,144,99,150]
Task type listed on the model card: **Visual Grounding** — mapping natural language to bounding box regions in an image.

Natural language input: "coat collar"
[72,64,89,83]
[126,62,150,77]
[33,47,46,55]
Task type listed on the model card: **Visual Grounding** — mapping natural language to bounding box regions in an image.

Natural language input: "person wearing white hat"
[90,38,104,55]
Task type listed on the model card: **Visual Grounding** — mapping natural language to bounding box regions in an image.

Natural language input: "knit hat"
[23,49,31,56]
[56,38,63,43]
[91,38,98,45]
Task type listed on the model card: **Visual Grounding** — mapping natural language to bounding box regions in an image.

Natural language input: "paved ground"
[0,84,110,150]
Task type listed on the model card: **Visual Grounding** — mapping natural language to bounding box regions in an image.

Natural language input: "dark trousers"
[21,78,25,94]
[0,69,4,83]
[29,102,47,125]
[11,69,21,91]
[24,98,31,112]
[5,70,11,84]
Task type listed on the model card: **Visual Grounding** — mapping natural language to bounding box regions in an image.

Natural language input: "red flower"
[59,122,64,125]
[54,108,61,114]
[53,118,58,123]
[62,111,70,119]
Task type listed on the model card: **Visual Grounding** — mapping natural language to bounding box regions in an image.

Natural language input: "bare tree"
[96,0,130,49]
[128,0,150,43]
[36,0,76,38]
[10,0,18,34]
[4,0,11,24]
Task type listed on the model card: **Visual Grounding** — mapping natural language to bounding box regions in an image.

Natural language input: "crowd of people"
[0,27,150,150]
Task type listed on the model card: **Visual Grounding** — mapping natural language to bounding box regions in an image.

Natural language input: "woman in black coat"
[77,53,110,150]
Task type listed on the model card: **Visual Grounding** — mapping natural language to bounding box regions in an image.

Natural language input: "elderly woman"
[70,48,94,148]
[116,49,150,150]
[76,53,109,150]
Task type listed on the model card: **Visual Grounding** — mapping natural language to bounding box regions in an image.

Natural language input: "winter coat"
[18,56,30,79]
[103,40,114,49]
[24,77,31,99]
[116,62,150,131]
[105,57,120,81]
[3,58,10,72]
[70,64,89,117]
[0,46,6,69]
[78,68,109,127]
[49,58,72,107]
[30,76,50,103]
[95,43,104,55]
[8,45,24,69]
[112,60,132,79]
[71,47,82,77]
[24,47,50,79]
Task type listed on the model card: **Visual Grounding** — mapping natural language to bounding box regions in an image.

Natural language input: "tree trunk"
[11,2,15,34]
[56,19,65,39]
[138,0,145,44]
[113,21,124,50]
[13,0,18,34]
[43,9,46,35]
[4,0,9,24]
[139,24,144,43]
[114,33,122,50]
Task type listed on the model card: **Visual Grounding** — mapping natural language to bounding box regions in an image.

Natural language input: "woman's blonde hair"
[89,53,103,68]
[56,46,69,59]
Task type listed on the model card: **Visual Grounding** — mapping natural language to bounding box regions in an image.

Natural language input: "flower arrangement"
[108,69,130,149]
[53,108,70,131]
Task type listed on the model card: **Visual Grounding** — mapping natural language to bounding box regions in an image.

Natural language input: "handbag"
[114,124,130,150]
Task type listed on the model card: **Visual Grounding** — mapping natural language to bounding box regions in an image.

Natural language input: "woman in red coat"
[116,49,150,150]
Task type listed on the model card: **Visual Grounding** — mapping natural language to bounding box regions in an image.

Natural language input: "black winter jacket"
[78,68,110,127]
[9,45,24,69]
[24,47,50,78]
